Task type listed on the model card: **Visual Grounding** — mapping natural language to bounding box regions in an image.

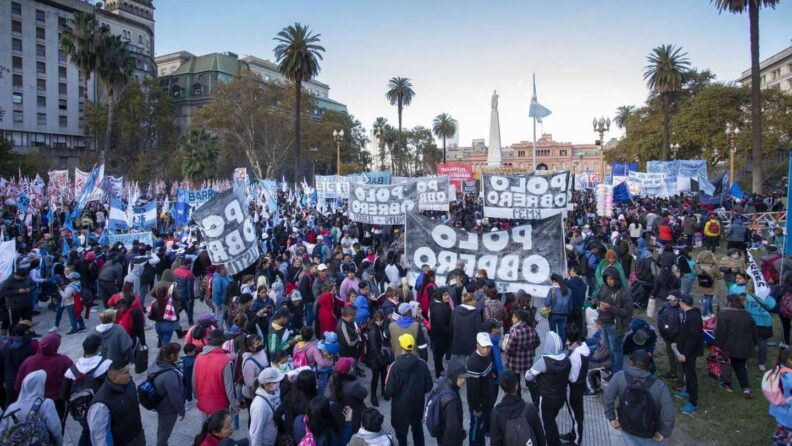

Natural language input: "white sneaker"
[759,364,767,372]
[47,326,58,333]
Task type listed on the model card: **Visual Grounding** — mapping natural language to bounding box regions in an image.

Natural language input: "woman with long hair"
[365,309,391,405]
[193,410,236,446]
[715,294,758,398]
[294,396,353,446]
[149,342,184,446]
[281,370,319,435]
[328,357,368,432]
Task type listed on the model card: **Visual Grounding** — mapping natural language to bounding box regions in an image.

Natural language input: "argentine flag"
[131,200,157,229]
[109,199,129,231]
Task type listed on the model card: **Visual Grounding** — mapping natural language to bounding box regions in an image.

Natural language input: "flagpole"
[532,116,537,171]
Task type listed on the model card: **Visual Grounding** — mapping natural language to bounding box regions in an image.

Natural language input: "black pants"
[566,385,585,444]
[370,366,386,398]
[431,341,449,378]
[9,306,32,327]
[394,416,424,446]
[540,396,565,446]
[726,357,750,390]
[683,356,698,406]
[705,236,719,253]
[781,314,791,345]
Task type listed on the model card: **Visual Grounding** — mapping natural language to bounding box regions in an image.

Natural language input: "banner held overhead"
[192,189,259,275]
[482,171,571,219]
[348,182,417,225]
[416,176,450,211]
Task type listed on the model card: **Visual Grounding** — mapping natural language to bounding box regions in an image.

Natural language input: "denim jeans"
[55,304,85,331]
[214,304,226,331]
[305,302,315,328]
[621,432,666,445]
[603,324,625,373]
[468,406,492,446]
[182,298,195,326]
[701,295,714,317]
[156,320,179,345]
[680,276,695,296]
[549,314,568,345]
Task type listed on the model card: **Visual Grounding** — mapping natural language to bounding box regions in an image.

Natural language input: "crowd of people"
[0,184,791,446]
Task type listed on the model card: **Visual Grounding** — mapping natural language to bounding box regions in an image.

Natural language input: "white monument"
[487,90,503,167]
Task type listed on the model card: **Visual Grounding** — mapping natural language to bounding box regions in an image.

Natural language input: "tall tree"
[643,44,691,160]
[385,77,415,164]
[614,105,636,130]
[59,12,102,104]
[712,0,780,192]
[179,129,219,183]
[372,117,389,170]
[95,32,135,169]
[273,23,325,180]
[432,113,457,164]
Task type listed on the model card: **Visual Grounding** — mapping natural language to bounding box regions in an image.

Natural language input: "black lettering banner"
[348,182,417,225]
[192,189,259,275]
[482,171,571,219]
[405,211,566,295]
[416,176,450,211]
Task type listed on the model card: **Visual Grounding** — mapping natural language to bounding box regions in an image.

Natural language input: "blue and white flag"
[108,199,129,231]
[65,164,101,231]
[98,218,109,246]
[130,200,157,229]
[528,73,552,123]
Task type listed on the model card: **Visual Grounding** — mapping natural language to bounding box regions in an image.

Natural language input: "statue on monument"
[491,90,499,110]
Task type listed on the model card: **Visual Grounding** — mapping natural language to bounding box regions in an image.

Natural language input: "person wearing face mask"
[241,335,269,410]
[720,249,746,291]
[249,367,285,446]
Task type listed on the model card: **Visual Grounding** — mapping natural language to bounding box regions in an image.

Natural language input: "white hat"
[317,264,327,271]
[476,332,493,347]
[317,235,324,240]
[286,366,312,380]
[258,367,285,384]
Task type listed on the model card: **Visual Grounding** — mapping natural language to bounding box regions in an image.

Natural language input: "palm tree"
[273,23,325,180]
[372,117,389,171]
[643,44,691,160]
[385,77,415,165]
[60,12,101,103]
[432,113,457,164]
[179,129,219,182]
[712,0,779,193]
[614,105,636,130]
[95,32,135,167]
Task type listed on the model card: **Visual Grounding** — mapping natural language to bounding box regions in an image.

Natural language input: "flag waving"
[528,73,552,123]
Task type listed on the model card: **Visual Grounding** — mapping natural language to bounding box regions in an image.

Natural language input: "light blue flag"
[65,164,101,231]
[108,198,129,231]
[62,238,70,257]
[98,219,109,246]
[528,73,552,123]
[729,182,744,200]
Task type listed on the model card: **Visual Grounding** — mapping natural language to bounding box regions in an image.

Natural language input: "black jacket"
[715,307,758,359]
[466,351,496,412]
[490,393,546,446]
[677,307,704,358]
[449,305,482,356]
[429,300,452,343]
[437,377,465,446]
[383,353,433,429]
[365,322,389,370]
[0,276,34,310]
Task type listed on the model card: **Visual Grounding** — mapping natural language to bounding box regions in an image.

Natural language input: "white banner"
[108,232,153,249]
[747,250,771,298]
[627,171,669,198]
[416,176,450,211]
[0,240,16,284]
[348,182,417,225]
[315,175,350,200]
[482,171,571,219]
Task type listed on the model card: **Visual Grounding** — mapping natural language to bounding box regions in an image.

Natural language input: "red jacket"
[417,282,435,317]
[317,291,339,336]
[109,294,143,336]
[194,347,231,415]
[16,333,73,400]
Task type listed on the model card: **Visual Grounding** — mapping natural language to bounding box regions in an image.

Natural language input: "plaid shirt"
[504,322,541,374]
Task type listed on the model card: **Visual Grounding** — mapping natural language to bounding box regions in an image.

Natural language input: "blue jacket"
[770,369,792,429]
[544,287,571,315]
[353,295,370,324]
[726,220,747,242]
[744,293,775,328]
[211,271,230,306]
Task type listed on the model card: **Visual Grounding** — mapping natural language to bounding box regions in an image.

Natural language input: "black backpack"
[503,402,539,446]
[656,305,681,341]
[423,385,454,438]
[617,372,658,438]
[67,363,104,422]
[137,369,174,410]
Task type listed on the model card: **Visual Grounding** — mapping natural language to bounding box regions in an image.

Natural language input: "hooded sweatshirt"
[349,428,394,446]
[596,267,634,334]
[449,304,483,356]
[148,359,185,417]
[437,361,467,446]
[249,386,281,446]
[525,331,570,401]
[16,333,73,400]
[0,370,63,445]
[94,323,133,364]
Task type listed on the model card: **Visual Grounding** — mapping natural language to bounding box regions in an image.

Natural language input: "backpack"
[656,305,681,341]
[423,385,454,438]
[0,398,50,446]
[705,220,721,237]
[292,345,310,369]
[297,416,317,446]
[503,403,539,446]
[761,256,781,285]
[762,366,792,406]
[67,363,104,422]
[137,369,172,410]
[779,293,792,320]
[617,372,658,439]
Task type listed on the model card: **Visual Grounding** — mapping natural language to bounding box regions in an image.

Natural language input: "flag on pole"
[528,73,552,123]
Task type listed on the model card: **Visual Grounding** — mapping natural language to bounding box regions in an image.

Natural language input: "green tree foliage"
[303,110,371,176]
[95,33,135,167]
[432,113,457,164]
[643,44,691,160]
[179,129,219,183]
[385,77,415,159]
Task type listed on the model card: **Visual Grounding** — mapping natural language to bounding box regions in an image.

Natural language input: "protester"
[449,292,482,363]
[545,273,572,344]
[466,332,497,446]
[715,294,758,397]
[194,329,235,417]
[525,331,571,446]
[15,332,73,421]
[435,360,468,446]
[595,267,633,373]
[94,309,134,364]
[742,282,776,372]
[504,308,541,378]
[248,367,284,446]
[562,323,590,446]
[328,356,368,432]
[0,322,36,405]
[349,407,395,446]
[148,342,185,446]
[0,370,63,446]
[656,291,683,382]
[384,333,433,446]
[671,294,703,414]
[364,309,391,406]
[88,361,145,446]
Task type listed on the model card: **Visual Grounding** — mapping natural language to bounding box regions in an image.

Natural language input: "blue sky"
[154,0,792,148]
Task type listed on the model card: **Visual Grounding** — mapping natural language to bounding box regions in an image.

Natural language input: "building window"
[78,86,85,97]
[58,66,66,79]
[59,49,66,63]
[12,20,21,34]
[560,149,567,156]
[37,113,46,125]
[37,79,46,92]
[59,83,67,95]
[59,115,67,127]
[36,27,45,40]
[12,56,22,72]
[11,2,21,15]
[37,61,46,75]
[36,44,46,58]
[518,150,525,157]
[37,96,46,108]
[12,38,22,52]
[13,111,23,123]
[36,9,45,22]
[59,99,67,111]
[12,93,23,105]
[13,74,23,89]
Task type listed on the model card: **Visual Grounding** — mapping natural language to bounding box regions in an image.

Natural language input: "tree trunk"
[104,88,114,168]
[397,100,403,175]
[295,79,302,182]
[749,1,763,193]
[661,94,670,160]
[443,136,447,164]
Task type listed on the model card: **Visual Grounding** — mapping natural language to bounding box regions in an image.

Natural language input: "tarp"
[481,171,571,219]
[192,189,259,275]
[348,182,417,225]
[405,212,565,296]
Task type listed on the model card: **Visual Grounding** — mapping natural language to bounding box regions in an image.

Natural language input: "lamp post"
[671,143,680,160]
[726,123,740,182]
[593,117,610,181]
[333,129,344,176]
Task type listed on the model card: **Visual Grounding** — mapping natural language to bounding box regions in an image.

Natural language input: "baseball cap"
[666,290,681,301]
[629,350,652,369]
[66,272,81,280]
[258,367,285,384]
[476,332,493,347]
[317,264,327,272]
[679,294,694,305]
[397,303,411,315]
[398,333,415,351]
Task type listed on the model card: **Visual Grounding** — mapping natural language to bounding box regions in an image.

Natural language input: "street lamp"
[725,123,740,182]
[593,117,610,180]
[333,129,344,176]
[671,143,680,160]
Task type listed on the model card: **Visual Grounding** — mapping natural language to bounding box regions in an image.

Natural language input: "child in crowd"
[182,343,198,402]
